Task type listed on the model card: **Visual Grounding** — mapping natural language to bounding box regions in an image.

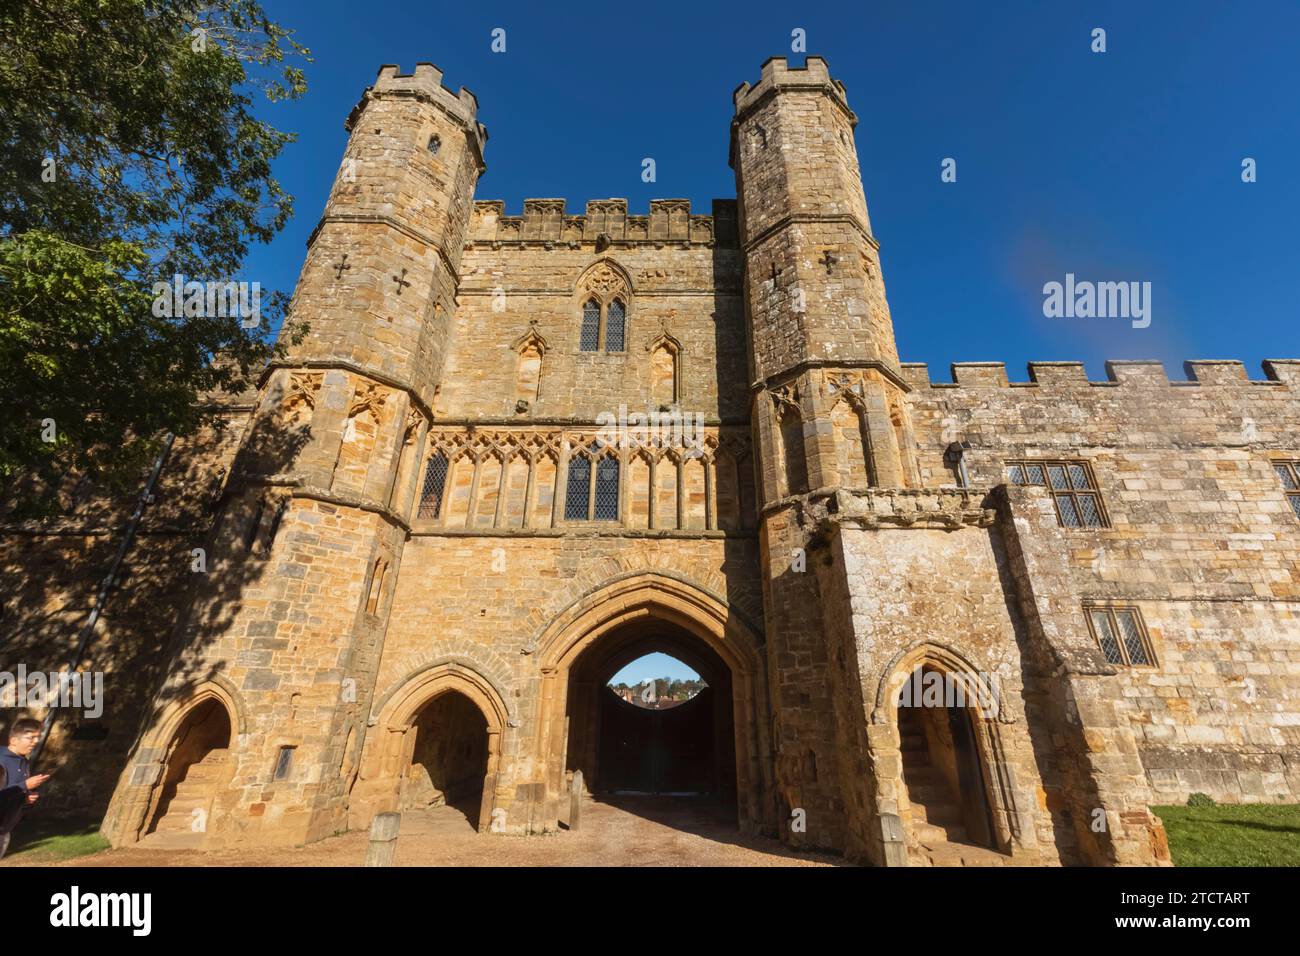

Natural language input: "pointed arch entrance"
[405,691,490,827]
[105,681,244,848]
[354,664,508,833]
[533,573,774,835]
[896,666,997,849]
[569,627,735,804]
[876,643,1020,860]
[143,697,232,841]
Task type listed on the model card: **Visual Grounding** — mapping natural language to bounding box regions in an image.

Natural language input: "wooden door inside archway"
[565,619,738,818]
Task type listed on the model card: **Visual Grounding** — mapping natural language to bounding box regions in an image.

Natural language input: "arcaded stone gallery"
[5,57,1299,866]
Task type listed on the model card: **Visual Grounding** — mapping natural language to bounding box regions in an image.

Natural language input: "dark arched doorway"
[897,666,997,850]
[403,690,490,830]
[599,653,714,794]
[565,618,738,822]
[145,697,231,842]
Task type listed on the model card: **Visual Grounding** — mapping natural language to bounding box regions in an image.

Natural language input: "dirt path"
[29,795,845,867]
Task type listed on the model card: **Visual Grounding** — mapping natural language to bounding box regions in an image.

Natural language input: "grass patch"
[2,817,109,865]
[1154,803,1300,867]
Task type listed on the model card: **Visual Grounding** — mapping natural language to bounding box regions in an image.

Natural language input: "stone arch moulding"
[133,678,247,776]
[871,641,1012,725]
[826,387,874,488]
[511,320,550,358]
[573,256,634,302]
[528,571,774,836]
[645,329,683,355]
[827,382,867,417]
[353,660,513,833]
[368,656,515,730]
[106,677,247,847]
[525,568,764,660]
[870,640,1029,856]
[534,571,763,671]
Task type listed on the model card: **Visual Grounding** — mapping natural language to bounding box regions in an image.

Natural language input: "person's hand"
[26,792,39,805]
[26,773,50,790]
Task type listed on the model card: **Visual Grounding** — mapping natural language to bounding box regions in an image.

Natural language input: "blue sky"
[608,653,702,687]
[246,0,1299,380]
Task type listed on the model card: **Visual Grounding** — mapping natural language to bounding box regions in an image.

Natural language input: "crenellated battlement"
[731,56,854,123]
[346,62,488,164]
[467,198,738,247]
[898,359,1300,389]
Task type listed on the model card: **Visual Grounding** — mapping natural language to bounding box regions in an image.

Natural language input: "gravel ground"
[33,795,845,868]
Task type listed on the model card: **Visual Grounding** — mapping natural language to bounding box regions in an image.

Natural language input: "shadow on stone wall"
[0,405,310,822]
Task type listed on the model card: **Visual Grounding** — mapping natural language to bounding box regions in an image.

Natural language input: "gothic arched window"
[579,299,601,352]
[576,261,631,353]
[605,299,626,352]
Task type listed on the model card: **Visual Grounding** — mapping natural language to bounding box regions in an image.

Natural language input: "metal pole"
[31,432,175,766]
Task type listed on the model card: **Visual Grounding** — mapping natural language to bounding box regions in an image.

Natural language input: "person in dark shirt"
[0,718,50,858]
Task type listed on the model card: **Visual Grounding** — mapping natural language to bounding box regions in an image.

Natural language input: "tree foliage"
[0,0,310,514]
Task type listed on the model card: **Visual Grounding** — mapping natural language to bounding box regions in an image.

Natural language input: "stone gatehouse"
[4,57,1299,866]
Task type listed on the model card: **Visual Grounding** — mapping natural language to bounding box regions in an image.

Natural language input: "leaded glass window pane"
[1116,611,1150,665]
[1048,465,1069,490]
[565,455,591,519]
[1275,464,1296,489]
[1091,611,1123,664]
[594,456,620,520]
[1076,493,1102,528]
[1068,463,1090,489]
[1024,464,1045,485]
[580,300,600,352]
[418,453,449,519]
[1008,465,1026,485]
[605,300,625,352]
[1290,495,1300,520]
[1056,494,1081,527]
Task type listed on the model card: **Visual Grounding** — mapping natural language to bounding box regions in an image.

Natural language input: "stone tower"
[731,57,918,848]
[731,56,916,497]
[102,64,487,847]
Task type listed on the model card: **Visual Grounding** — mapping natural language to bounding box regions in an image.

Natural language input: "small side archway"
[873,642,1022,860]
[106,679,244,847]
[353,663,510,833]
